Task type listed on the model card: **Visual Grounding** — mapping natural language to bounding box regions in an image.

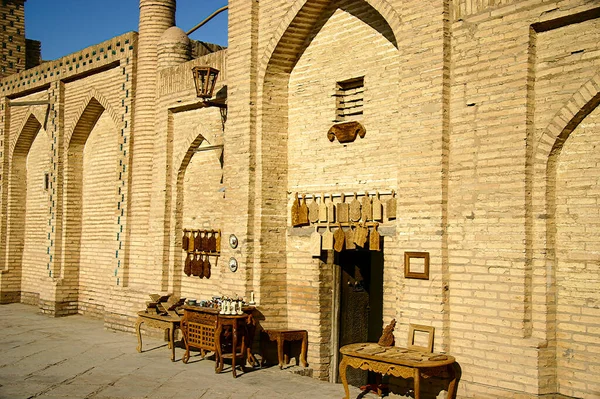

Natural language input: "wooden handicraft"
[339,343,460,399]
[404,251,430,280]
[327,121,366,143]
[377,318,396,347]
[181,228,221,279]
[181,306,257,378]
[260,329,308,369]
[136,307,182,362]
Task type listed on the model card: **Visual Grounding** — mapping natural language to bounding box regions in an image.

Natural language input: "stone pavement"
[0,303,381,399]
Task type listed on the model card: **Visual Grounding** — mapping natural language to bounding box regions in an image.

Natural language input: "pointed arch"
[65,88,121,148]
[536,73,600,160]
[259,0,401,78]
[9,111,45,160]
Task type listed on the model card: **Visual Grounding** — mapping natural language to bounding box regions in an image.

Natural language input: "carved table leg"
[232,323,238,378]
[300,332,308,367]
[447,362,461,399]
[135,317,143,353]
[181,321,190,364]
[277,335,285,369]
[169,324,176,362]
[414,368,421,399]
[215,323,224,373]
[339,355,350,399]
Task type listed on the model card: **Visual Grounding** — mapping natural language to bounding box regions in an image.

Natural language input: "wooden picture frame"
[407,324,435,352]
[404,251,429,280]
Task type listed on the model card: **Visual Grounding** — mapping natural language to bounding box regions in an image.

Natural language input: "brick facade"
[0,0,598,397]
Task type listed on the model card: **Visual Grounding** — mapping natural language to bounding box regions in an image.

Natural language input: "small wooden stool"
[260,329,308,369]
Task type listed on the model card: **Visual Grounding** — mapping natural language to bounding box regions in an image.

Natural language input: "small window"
[8,36,12,42]
[44,173,50,190]
[16,45,20,51]
[335,77,364,122]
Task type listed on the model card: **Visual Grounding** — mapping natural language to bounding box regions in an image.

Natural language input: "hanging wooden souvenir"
[207,230,217,252]
[215,230,221,252]
[372,191,383,221]
[318,193,328,222]
[184,253,192,276]
[322,224,334,251]
[299,194,309,225]
[194,230,202,251]
[349,192,361,222]
[188,231,195,252]
[308,196,319,223]
[337,193,349,223]
[354,222,369,247]
[182,230,189,250]
[362,193,372,222]
[369,224,381,251]
[345,225,356,250]
[191,253,201,276]
[199,254,206,278]
[327,194,336,222]
[202,230,210,251]
[386,190,397,220]
[333,223,345,252]
[204,255,211,279]
[310,226,321,257]
[291,192,301,226]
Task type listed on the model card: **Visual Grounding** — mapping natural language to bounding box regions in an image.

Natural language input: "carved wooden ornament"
[327,121,366,143]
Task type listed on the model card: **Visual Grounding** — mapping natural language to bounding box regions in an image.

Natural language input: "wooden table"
[181,306,256,378]
[260,329,308,369]
[135,311,182,362]
[339,343,460,399]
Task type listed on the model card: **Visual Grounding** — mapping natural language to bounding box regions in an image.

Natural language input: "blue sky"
[25,0,229,61]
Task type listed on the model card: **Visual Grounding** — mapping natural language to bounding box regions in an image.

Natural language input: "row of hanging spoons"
[292,191,396,227]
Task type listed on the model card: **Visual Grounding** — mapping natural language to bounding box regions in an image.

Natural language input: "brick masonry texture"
[0,0,599,398]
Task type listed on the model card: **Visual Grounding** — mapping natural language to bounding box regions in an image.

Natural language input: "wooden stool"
[260,329,308,369]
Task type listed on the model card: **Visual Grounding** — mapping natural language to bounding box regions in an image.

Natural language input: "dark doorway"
[336,247,384,386]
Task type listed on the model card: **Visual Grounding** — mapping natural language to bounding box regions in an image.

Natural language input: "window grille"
[335,76,364,122]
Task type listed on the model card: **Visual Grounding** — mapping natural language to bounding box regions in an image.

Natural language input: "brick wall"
[0,0,599,397]
[0,0,25,78]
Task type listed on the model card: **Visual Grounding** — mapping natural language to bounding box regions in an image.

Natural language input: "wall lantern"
[192,66,219,99]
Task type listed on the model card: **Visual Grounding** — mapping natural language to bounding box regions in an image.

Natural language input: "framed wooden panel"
[408,324,435,352]
[404,251,429,280]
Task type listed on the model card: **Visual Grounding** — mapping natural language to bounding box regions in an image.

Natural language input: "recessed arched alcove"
[63,96,118,318]
[7,113,46,305]
[258,0,401,380]
[530,71,600,397]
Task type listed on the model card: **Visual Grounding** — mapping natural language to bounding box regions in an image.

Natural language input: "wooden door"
[336,248,384,386]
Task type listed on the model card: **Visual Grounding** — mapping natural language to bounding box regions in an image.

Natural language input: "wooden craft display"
[289,191,397,253]
[386,190,397,220]
[349,193,361,222]
[372,192,383,221]
[182,229,221,279]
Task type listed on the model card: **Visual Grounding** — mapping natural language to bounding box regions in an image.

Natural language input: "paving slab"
[0,303,384,399]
